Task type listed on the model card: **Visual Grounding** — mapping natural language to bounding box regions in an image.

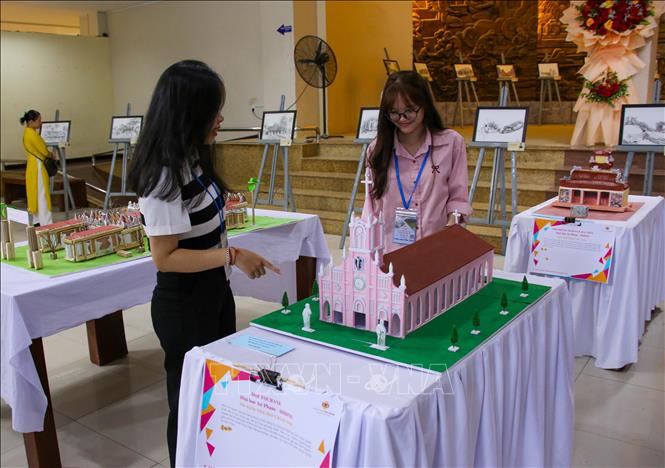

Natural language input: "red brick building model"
[554,151,630,212]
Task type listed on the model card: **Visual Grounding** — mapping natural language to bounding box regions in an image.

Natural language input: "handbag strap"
[23,137,51,164]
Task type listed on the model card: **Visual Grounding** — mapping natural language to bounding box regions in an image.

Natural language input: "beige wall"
[0,31,113,161]
[107,1,297,140]
[326,1,412,135]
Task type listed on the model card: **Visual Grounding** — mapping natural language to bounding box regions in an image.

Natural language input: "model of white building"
[318,169,495,338]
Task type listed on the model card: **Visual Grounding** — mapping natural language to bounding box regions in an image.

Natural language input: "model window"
[354,256,364,271]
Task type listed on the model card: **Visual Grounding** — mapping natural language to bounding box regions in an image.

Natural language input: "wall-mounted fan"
[294,35,339,138]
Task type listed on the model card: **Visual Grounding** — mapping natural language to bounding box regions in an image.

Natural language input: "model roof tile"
[35,219,86,232]
[381,224,494,295]
[67,225,122,240]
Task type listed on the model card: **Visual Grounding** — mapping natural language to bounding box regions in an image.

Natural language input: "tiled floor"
[2,233,664,467]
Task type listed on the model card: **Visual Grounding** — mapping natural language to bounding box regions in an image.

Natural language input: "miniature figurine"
[500,293,509,315]
[371,317,389,351]
[448,325,459,352]
[302,303,314,332]
[520,276,529,297]
[471,311,481,335]
[281,291,290,315]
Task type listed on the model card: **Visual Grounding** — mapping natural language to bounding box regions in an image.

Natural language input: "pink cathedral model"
[318,169,495,338]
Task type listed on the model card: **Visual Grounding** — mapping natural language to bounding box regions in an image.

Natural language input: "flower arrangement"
[583,70,629,105]
[577,0,654,35]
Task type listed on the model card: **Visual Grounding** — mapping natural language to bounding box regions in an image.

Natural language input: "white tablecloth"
[176,271,574,467]
[504,195,665,369]
[1,209,329,432]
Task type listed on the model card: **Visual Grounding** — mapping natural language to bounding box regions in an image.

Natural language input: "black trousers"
[151,267,236,468]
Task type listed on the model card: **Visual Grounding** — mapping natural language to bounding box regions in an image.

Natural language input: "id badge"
[393,208,418,245]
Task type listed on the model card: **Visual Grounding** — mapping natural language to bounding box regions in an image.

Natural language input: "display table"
[176,270,574,467]
[0,209,329,467]
[505,195,665,369]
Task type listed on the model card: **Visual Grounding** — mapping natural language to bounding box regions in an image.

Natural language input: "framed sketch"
[538,63,560,79]
[414,62,432,82]
[260,110,297,141]
[454,64,475,79]
[356,107,380,141]
[496,64,517,80]
[473,107,529,144]
[383,59,400,75]
[109,115,143,142]
[618,104,665,146]
[39,121,71,145]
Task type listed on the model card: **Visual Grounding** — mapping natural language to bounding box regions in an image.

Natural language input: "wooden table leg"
[23,338,62,468]
[86,310,128,366]
[295,256,317,301]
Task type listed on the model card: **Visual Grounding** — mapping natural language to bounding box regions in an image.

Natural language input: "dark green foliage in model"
[450,325,459,345]
[472,311,480,329]
[281,292,289,309]
[311,279,319,296]
[501,292,508,311]
[522,276,529,293]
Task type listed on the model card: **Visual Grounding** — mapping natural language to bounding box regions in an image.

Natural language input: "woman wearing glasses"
[363,70,471,253]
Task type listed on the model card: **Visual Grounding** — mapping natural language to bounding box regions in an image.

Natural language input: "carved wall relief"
[413,0,586,102]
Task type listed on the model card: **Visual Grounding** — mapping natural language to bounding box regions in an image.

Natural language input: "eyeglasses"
[386,106,421,123]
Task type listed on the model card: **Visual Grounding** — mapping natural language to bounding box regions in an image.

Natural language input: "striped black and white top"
[138,166,230,275]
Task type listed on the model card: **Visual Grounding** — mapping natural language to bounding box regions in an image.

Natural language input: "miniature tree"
[521,275,529,297]
[281,291,290,314]
[311,279,319,297]
[471,311,481,334]
[450,325,459,346]
[500,293,509,315]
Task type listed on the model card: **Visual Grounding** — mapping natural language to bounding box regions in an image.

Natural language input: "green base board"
[226,215,298,236]
[1,216,298,277]
[1,239,151,277]
[251,278,550,373]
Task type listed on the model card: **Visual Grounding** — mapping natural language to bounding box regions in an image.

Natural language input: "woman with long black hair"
[129,60,279,467]
[363,70,471,253]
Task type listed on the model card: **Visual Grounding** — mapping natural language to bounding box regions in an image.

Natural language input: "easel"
[497,53,520,106]
[538,51,562,125]
[103,103,136,209]
[618,80,664,196]
[339,139,371,249]
[47,109,76,218]
[252,96,296,212]
[454,51,479,127]
[467,85,521,253]
[251,140,296,212]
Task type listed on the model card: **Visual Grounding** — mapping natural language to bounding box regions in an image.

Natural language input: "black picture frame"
[355,107,380,141]
[472,106,529,144]
[259,110,297,141]
[39,120,71,145]
[109,115,143,142]
[618,104,665,147]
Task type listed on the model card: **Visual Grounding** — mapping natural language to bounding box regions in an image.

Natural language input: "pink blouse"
[362,128,472,254]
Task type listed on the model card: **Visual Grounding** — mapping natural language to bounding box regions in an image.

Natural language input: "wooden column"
[23,338,62,468]
[86,311,128,366]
